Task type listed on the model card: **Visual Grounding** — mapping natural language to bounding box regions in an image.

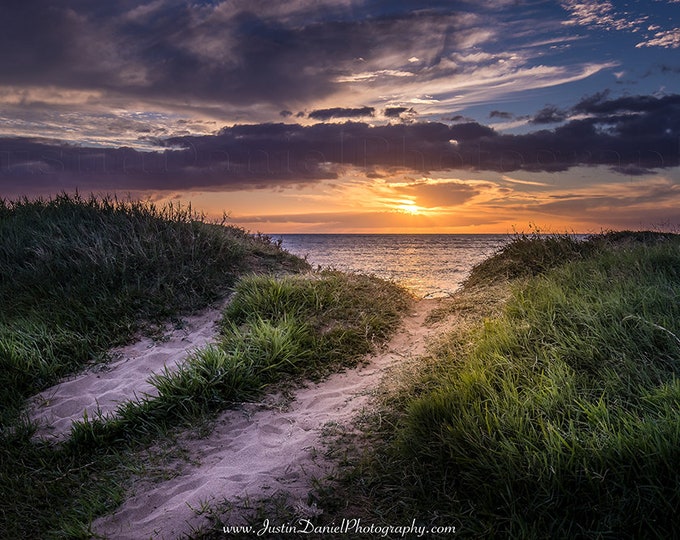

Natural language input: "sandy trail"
[27,305,226,441]
[92,299,440,540]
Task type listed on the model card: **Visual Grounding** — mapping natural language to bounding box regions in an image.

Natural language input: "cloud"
[489,110,513,120]
[573,91,680,114]
[1,92,678,195]
[560,1,679,51]
[531,180,680,217]
[384,107,417,119]
[530,105,568,124]
[660,64,680,74]
[308,107,375,120]
[394,181,481,208]
[636,28,680,48]
[232,209,499,232]
[560,1,648,32]
[567,93,680,156]
[0,0,626,147]
[0,2,475,113]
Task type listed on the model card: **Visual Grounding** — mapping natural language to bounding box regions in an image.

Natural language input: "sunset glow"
[394,200,424,215]
[0,1,678,232]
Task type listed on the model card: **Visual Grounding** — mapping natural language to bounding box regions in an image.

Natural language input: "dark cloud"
[660,64,680,74]
[308,107,375,121]
[444,115,474,123]
[571,90,612,113]
[0,2,85,86]
[489,110,513,119]
[0,2,468,110]
[574,92,680,115]
[610,164,657,176]
[567,94,680,159]
[449,122,496,140]
[530,105,567,124]
[384,107,417,119]
[0,134,334,196]
[2,92,678,194]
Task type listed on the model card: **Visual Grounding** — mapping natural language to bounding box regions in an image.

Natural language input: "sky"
[1,0,679,233]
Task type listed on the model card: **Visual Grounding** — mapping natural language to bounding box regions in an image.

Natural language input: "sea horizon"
[273,233,512,298]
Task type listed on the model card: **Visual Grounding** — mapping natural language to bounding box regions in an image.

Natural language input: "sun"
[395,199,424,215]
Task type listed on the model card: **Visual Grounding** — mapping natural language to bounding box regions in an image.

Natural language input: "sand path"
[27,304,226,441]
[91,298,440,540]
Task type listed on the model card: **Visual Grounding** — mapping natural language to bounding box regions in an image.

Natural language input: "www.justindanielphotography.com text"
[222,518,456,537]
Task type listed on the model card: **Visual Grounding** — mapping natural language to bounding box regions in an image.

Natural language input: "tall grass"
[0,193,310,538]
[333,232,680,537]
[223,271,409,369]
[68,271,411,450]
[0,194,411,537]
[0,193,306,422]
[464,229,593,285]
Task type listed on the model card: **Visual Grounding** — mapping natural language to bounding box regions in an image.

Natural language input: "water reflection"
[274,234,509,298]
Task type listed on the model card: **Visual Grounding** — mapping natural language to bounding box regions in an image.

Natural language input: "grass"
[67,271,411,450]
[324,231,680,538]
[463,229,593,285]
[0,194,410,538]
[8,200,675,537]
[0,193,306,424]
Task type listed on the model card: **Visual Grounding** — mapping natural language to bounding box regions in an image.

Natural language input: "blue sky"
[0,0,678,232]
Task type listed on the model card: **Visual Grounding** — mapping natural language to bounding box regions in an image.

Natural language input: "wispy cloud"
[560,0,680,50]
[636,28,680,48]
[0,1,634,146]
[560,0,648,32]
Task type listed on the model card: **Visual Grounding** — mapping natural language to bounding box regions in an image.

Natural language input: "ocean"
[274,234,510,298]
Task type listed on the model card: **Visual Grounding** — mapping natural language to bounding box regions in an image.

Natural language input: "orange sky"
[144,164,680,234]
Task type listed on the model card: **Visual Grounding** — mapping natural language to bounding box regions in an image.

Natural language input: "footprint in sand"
[300,391,343,410]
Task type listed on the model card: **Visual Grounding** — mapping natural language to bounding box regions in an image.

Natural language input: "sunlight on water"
[274,234,510,298]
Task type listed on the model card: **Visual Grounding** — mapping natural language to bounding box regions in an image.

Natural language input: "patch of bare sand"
[27,304,226,441]
[92,299,443,540]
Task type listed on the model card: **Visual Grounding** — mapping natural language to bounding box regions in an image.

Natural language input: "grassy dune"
[0,195,410,538]
[0,194,307,423]
[329,231,680,538]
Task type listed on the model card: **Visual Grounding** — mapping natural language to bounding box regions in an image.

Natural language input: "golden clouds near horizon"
[133,165,680,234]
